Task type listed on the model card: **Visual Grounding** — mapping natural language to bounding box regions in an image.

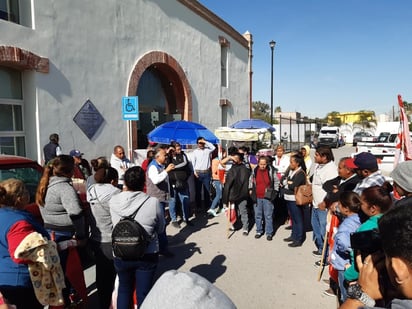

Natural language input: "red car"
[0,155,44,221]
[0,155,88,222]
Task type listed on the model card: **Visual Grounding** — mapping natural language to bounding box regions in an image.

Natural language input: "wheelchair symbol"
[125,99,135,112]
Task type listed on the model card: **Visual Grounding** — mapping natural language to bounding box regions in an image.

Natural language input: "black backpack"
[112,196,150,260]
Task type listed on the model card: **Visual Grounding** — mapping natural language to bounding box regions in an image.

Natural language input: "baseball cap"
[390,161,412,192]
[344,158,358,169]
[69,149,83,158]
[353,152,378,170]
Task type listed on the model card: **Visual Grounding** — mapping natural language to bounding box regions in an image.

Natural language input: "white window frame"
[0,95,26,156]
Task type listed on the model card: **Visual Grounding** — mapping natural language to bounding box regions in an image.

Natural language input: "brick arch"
[0,46,49,73]
[128,51,192,149]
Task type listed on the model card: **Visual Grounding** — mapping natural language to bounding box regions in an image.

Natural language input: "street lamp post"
[269,40,276,126]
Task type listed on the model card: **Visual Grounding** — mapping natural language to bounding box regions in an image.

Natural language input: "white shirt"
[272,154,290,176]
[192,141,215,171]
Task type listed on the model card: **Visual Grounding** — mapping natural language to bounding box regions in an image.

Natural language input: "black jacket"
[222,163,251,204]
[323,174,361,205]
[168,152,190,183]
[43,142,59,164]
[281,169,307,196]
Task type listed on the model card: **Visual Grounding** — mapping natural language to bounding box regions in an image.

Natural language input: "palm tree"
[355,110,377,132]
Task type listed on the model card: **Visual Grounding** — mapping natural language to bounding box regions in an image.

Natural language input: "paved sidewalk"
[154,210,338,309]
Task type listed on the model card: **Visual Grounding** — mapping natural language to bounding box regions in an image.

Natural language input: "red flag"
[226,203,237,225]
[394,95,412,166]
[327,213,340,284]
[65,247,88,306]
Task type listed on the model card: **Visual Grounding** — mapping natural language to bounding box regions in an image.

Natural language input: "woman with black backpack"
[109,166,165,308]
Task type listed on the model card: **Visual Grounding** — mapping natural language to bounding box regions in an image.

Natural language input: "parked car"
[0,155,88,222]
[352,131,374,146]
[0,155,44,221]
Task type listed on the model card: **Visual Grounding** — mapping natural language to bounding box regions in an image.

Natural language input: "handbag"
[294,172,313,206]
[264,187,277,201]
[295,184,313,206]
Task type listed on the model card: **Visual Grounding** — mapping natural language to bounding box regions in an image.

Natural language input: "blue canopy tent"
[147,120,219,145]
[230,119,275,133]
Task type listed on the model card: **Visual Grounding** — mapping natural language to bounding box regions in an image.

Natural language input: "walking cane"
[317,229,329,281]
[227,202,236,239]
[317,210,332,281]
[227,202,232,239]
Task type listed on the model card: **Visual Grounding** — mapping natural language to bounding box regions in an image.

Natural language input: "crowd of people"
[1,132,412,308]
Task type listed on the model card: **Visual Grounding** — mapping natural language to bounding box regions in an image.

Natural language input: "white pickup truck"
[355,133,412,176]
[356,133,399,154]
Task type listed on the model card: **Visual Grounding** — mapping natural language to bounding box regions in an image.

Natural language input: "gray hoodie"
[39,176,86,238]
[141,270,237,309]
[87,183,121,243]
[109,191,165,254]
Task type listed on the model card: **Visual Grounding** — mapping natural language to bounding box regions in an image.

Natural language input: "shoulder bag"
[294,172,313,206]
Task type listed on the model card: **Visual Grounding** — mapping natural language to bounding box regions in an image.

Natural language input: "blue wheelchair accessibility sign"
[122,96,139,120]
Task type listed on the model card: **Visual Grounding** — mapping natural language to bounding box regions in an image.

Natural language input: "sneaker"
[171,221,181,229]
[315,260,329,267]
[242,230,249,236]
[207,209,219,217]
[255,233,263,239]
[184,220,194,226]
[266,235,273,241]
[323,288,336,297]
[229,225,236,231]
[312,250,322,257]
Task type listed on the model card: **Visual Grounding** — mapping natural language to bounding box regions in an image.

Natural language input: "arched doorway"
[127,51,192,150]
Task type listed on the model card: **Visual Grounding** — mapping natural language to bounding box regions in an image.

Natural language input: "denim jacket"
[330,213,361,271]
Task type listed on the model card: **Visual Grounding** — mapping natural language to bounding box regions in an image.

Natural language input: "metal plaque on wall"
[73,99,104,139]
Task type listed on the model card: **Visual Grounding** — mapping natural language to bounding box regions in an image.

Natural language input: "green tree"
[326,111,342,126]
[252,101,272,123]
[356,110,376,129]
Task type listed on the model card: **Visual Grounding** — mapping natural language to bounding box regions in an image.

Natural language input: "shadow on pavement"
[154,211,223,282]
[190,254,227,283]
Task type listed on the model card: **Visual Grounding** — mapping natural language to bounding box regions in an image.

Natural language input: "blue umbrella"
[148,120,219,145]
[230,119,275,132]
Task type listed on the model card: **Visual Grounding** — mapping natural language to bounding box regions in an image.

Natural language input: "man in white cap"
[69,149,91,179]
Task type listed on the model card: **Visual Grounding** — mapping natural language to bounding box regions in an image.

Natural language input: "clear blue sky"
[200,0,412,119]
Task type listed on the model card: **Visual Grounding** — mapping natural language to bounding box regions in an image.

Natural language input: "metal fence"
[272,116,326,152]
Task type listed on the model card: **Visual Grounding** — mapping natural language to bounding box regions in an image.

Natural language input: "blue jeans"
[254,198,274,235]
[46,229,75,305]
[169,187,190,221]
[210,180,222,210]
[46,229,74,273]
[114,257,158,308]
[311,207,328,252]
[195,172,211,208]
[286,200,305,243]
[338,270,347,303]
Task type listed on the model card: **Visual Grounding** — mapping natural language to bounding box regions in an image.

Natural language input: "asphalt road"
[84,145,356,309]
